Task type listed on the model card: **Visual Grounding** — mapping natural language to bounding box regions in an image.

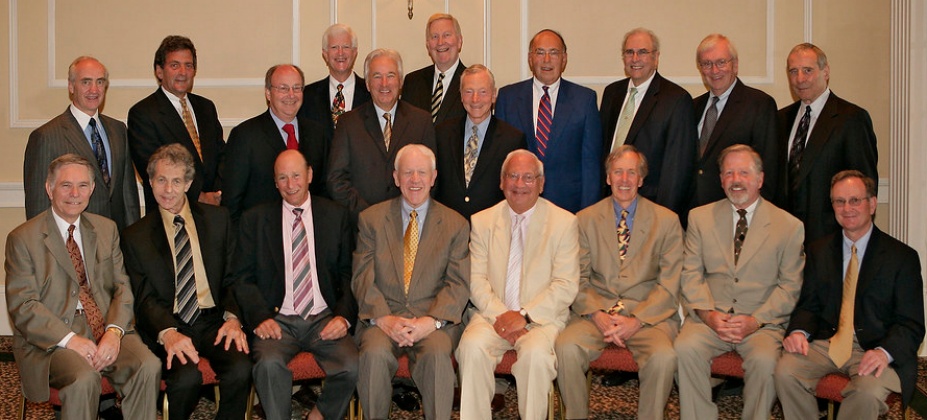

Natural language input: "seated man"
[457,149,579,420]
[556,145,682,419]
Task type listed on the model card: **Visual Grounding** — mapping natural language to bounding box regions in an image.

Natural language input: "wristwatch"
[519,308,532,323]
[434,319,447,330]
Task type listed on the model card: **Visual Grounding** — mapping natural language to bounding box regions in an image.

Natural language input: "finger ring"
[106,356,111,360]
[501,328,506,332]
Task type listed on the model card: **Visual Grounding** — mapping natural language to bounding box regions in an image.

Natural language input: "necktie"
[536,86,552,158]
[179,96,203,160]
[504,214,524,310]
[173,215,200,325]
[617,209,630,260]
[734,209,748,264]
[66,225,105,340]
[464,126,480,187]
[283,123,298,150]
[611,87,638,151]
[88,119,111,188]
[829,245,858,367]
[788,106,812,190]
[291,208,315,318]
[431,72,445,122]
[332,83,346,127]
[383,113,392,151]
[403,210,419,294]
[699,96,720,157]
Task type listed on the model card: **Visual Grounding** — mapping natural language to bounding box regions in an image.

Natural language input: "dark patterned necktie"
[734,209,748,264]
[88,119,111,187]
[173,215,200,324]
[431,72,445,123]
[699,96,719,157]
[464,126,480,187]
[536,86,552,157]
[67,225,104,340]
[332,83,345,127]
[788,106,812,190]
[617,209,630,260]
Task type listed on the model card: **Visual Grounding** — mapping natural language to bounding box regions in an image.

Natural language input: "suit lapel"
[61,111,108,189]
[702,80,743,158]
[522,201,546,300]
[492,204,514,297]
[362,104,389,158]
[594,200,623,266]
[411,201,443,294]
[469,119,497,188]
[44,212,80,285]
[516,82,536,149]
[155,90,198,154]
[710,202,737,270]
[265,206,286,283]
[448,120,467,189]
[385,200,406,288]
[78,216,106,305]
[625,199,651,262]
[795,94,840,185]
[855,227,882,300]
[257,111,287,154]
[626,74,662,144]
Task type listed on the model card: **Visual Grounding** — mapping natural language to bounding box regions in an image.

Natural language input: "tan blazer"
[681,198,805,326]
[573,197,683,326]
[469,198,579,329]
[5,210,135,400]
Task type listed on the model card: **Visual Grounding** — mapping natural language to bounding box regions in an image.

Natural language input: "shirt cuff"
[223,311,238,321]
[876,346,894,363]
[57,332,76,348]
[105,324,124,335]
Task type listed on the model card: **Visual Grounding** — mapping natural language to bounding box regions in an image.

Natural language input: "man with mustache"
[402,13,467,126]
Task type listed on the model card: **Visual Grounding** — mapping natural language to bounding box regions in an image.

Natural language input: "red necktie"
[284,123,298,150]
[536,86,552,157]
[66,225,105,340]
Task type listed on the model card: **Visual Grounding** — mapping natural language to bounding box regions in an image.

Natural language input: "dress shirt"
[401,198,431,239]
[269,110,300,147]
[69,104,112,171]
[279,195,327,316]
[786,88,831,158]
[374,103,399,132]
[508,203,538,242]
[616,71,656,126]
[697,79,737,133]
[158,201,217,310]
[160,87,200,134]
[531,78,562,133]
[611,196,639,232]
[730,198,760,232]
[464,117,491,156]
[329,73,358,111]
[432,60,461,104]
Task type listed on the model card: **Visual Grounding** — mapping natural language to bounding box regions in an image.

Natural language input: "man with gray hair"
[403,13,467,126]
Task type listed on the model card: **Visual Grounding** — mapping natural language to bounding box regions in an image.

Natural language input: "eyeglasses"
[831,196,869,208]
[623,49,654,58]
[698,58,734,70]
[270,85,303,94]
[505,172,541,185]
[533,49,563,59]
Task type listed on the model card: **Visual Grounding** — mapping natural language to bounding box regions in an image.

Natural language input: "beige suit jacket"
[5,210,135,400]
[469,198,579,329]
[681,198,805,326]
[573,197,683,326]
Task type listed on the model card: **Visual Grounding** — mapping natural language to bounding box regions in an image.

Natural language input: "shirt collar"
[157,196,194,228]
[68,104,99,130]
[329,73,356,90]
[435,60,461,83]
[51,210,82,238]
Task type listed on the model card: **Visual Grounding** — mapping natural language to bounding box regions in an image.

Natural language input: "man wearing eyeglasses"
[774,170,923,420]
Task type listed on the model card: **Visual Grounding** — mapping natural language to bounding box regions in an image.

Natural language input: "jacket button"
[71,291,77,296]
[63,319,69,325]
[734,278,739,283]
[698,169,704,175]
[464,196,470,202]
[732,298,737,303]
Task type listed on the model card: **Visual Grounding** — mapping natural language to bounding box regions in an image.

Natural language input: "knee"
[773,354,798,383]
[168,365,204,393]
[644,347,678,375]
[139,352,162,379]
[67,367,103,391]
[743,351,778,376]
[253,353,289,377]
[222,357,254,385]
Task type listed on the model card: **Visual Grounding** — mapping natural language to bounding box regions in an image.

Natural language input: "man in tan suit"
[352,144,470,420]
[6,154,160,420]
[555,145,683,419]
[457,149,579,420]
[675,144,805,420]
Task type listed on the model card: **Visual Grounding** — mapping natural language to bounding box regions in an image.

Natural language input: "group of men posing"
[6,11,922,420]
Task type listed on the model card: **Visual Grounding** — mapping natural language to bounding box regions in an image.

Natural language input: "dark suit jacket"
[401,62,467,126]
[298,74,371,143]
[222,110,328,223]
[600,72,697,217]
[232,196,356,331]
[692,79,778,206]
[786,227,924,406]
[434,116,527,219]
[327,101,436,217]
[121,202,238,350]
[776,92,878,243]
[128,90,224,207]
[24,108,140,230]
[495,78,602,213]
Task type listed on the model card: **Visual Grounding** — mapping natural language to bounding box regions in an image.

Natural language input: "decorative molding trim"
[483,0,491,68]
[371,0,377,49]
[331,0,337,24]
[804,0,814,43]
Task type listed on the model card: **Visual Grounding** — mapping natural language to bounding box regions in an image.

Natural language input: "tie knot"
[513,214,524,227]
[621,209,629,219]
[410,209,418,220]
[88,118,97,128]
[542,85,550,94]
[173,215,185,228]
[438,72,445,81]
[710,96,719,106]
[383,112,391,122]
[737,209,747,218]
[68,224,76,237]
[471,125,478,135]
[283,123,296,137]
[629,87,637,96]
[179,95,188,107]
[803,105,811,117]
[293,208,304,218]
[851,244,857,255]
[337,83,344,92]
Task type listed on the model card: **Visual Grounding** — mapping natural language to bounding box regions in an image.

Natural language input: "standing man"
[24,56,140,231]
[353,144,470,420]
[435,64,526,219]
[6,154,160,420]
[555,145,682,420]
[600,28,697,218]
[457,150,579,420]
[121,144,253,420]
[128,35,225,208]
[222,64,328,223]
[495,29,602,214]
[402,13,467,126]
[675,145,805,420]
[234,150,358,420]
[692,34,778,207]
[777,43,878,244]
[775,171,924,420]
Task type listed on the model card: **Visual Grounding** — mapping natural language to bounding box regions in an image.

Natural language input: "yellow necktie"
[180,96,202,160]
[829,244,858,367]
[403,210,419,294]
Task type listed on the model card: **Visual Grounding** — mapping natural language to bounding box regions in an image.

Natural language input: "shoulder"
[760,199,802,227]
[305,77,329,92]
[404,65,432,82]
[359,198,396,223]
[653,73,691,98]
[498,79,532,96]
[128,90,162,114]
[397,101,433,121]
[230,111,271,134]
[827,92,871,119]
[538,198,578,226]
[99,114,127,130]
[83,212,119,237]
[431,201,468,228]
[560,79,597,99]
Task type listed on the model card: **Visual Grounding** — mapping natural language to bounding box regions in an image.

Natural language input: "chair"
[814,372,908,420]
[564,344,638,420]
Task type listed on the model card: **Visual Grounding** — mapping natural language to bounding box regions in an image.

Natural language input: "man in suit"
[600,28,697,218]
[675,144,805,420]
[495,29,602,214]
[222,64,328,223]
[457,149,579,420]
[353,144,470,420]
[435,64,526,219]
[692,34,778,207]
[128,35,225,208]
[298,23,371,143]
[327,49,436,218]
[776,43,878,244]
[121,144,252,419]
[775,171,924,420]
[402,13,467,126]
[24,56,140,231]
[555,145,682,420]
[6,154,160,420]
[234,150,358,420]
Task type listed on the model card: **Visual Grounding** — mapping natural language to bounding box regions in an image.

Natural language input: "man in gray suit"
[24,56,140,230]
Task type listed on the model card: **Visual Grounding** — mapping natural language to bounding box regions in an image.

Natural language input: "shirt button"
[464,196,470,203]
[698,169,704,175]
[734,278,739,283]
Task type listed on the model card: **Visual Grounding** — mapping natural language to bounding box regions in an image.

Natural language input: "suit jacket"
[776,92,878,243]
[434,116,527,219]
[24,108,140,230]
[327,101,437,216]
[469,198,579,328]
[298,74,371,143]
[786,227,924,406]
[600,72,697,217]
[128,90,225,207]
[681,198,804,326]
[121,202,238,350]
[401,62,467,126]
[495,79,603,213]
[222,110,328,223]
[692,79,778,206]
[5,211,135,400]
[573,197,682,327]
[352,198,469,324]
[232,196,356,331]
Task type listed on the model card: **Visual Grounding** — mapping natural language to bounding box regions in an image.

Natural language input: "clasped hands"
[494,310,529,345]
[699,310,760,343]
[376,315,438,347]
[66,329,122,371]
[591,311,642,347]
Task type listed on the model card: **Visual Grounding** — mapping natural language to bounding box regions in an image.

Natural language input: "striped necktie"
[173,215,200,324]
[291,208,315,318]
[431,72,445,122]
[536,86,552,157]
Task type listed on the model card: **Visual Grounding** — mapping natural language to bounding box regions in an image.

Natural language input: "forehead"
[153,160,186,178]
[461,71,491,88]
[398,150,431,170]
[369,56,398,72]
[531,32,564,50]
[55,163,92,182]
[271,66,302,85]
[164,49,193,62]
[73,60,105,78]
[274,154,307,175]
[505,155,537,173]
[610,153,641,170]
[699,42,731,60]
[788,50,819,68]
[832,178,867,196]
[429,18,456,34]
[327,32,353,46]
[624,32,654,49]
[721,151,757,171]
